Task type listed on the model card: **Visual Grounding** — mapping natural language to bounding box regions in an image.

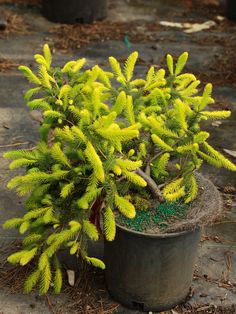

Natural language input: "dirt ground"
[0,0,236,313]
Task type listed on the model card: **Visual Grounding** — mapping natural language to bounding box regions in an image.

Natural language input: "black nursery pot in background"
[104,225,201,312]
[226,0,236,21]
[42,0,107,24]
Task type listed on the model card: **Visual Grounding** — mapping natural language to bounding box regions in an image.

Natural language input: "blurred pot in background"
[42,0,107,24]
[226,0,236,20]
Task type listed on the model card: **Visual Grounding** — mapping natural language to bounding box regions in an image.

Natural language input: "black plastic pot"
[42,0,107,24]
[104,225,201,312]
[226,0,236,21]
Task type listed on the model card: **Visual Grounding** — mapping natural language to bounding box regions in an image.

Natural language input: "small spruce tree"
[3,45,236,294]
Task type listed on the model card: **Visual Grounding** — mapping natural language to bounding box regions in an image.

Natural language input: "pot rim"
[116,222,200,239]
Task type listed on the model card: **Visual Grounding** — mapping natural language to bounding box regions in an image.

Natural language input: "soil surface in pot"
[117,201,189,234]
[117,173,222,234]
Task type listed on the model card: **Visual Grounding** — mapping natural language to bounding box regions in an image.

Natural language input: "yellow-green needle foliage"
[3,45,236,295]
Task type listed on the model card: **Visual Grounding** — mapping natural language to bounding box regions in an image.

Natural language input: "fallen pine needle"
[0,141,30,148]
[45,295,57,314]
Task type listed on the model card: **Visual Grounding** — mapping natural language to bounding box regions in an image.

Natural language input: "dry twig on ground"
[0,58,19,71]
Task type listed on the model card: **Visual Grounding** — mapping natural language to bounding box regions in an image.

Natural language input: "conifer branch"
[136,168,164,202]
[145,149,162,175]
[145,165,151,176]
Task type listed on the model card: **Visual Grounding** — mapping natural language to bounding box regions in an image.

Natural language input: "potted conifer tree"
[3,45,236,310]
[42,0,107,24]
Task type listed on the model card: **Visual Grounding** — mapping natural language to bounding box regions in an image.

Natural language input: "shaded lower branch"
[136,168,164,203]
